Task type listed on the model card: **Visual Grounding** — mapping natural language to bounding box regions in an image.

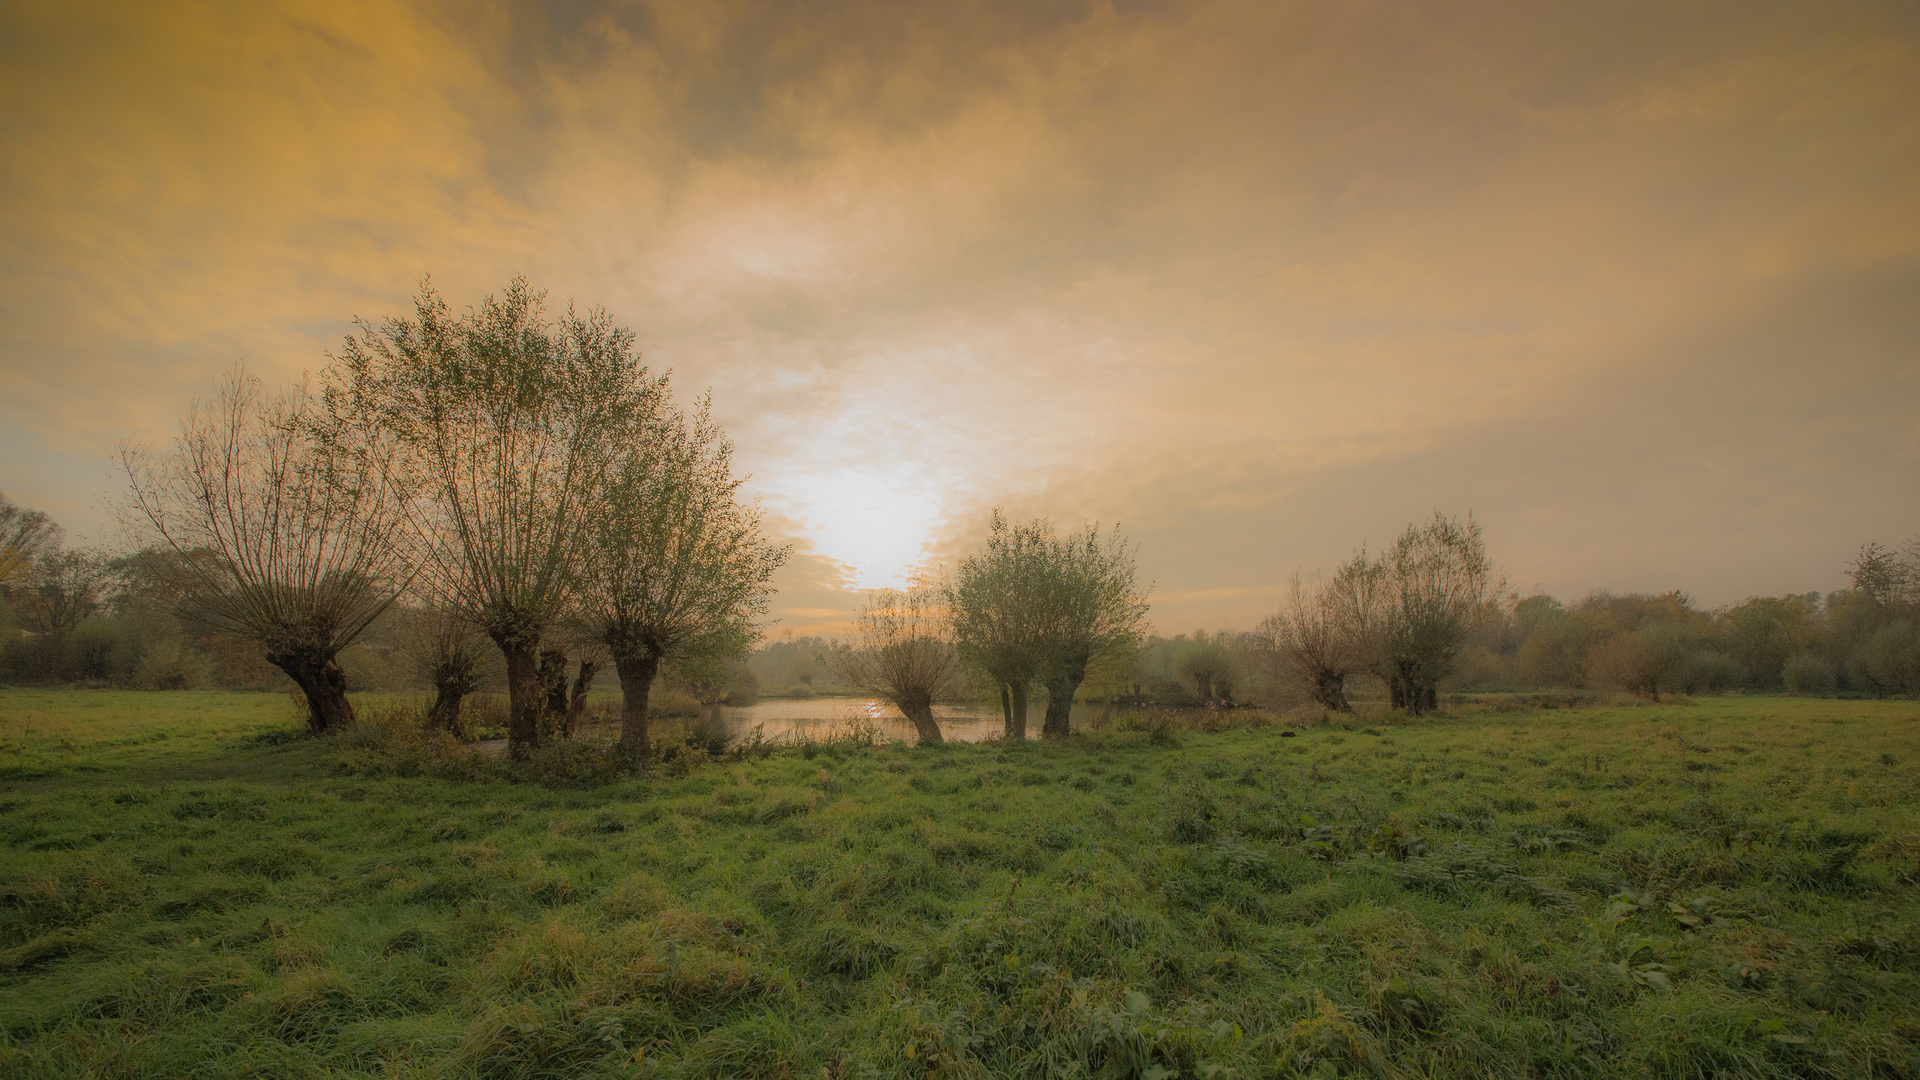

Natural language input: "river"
[700,695,1105,744]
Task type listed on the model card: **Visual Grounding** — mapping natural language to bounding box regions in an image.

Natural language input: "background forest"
[6,486,1915,708]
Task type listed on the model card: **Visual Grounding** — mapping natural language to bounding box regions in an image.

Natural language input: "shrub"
[1587,625,1693,696]
[1782,651,1838,696]
[1854,621,1920,696]
[1687,651,1742,693]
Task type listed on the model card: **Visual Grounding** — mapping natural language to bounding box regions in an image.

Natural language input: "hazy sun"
[773,465,946,590]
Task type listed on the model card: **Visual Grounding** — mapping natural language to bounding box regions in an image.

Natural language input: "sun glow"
[772,466,947,591]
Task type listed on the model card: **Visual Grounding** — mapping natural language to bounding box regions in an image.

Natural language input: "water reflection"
[701,696,1099,744]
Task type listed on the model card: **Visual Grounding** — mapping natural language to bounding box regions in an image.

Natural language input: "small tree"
[0,492,63,590]
[1030,523,1151,738]
[947,509,1049,738]
[1259,551,1387,712]
[577,397,787,763]
[1380,513,1496,717]
[328,279,662,758]
[400,606,490,737]
[1848,542,1918,609]
[1588,623,1696,697]
[13,549,115,638]
[120,369,408,731]
[1176,633,1233,704]
[833,583,956,743]
[1856,621,1920,697]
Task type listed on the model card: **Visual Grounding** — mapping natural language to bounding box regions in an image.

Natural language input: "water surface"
[709,696,1099,744]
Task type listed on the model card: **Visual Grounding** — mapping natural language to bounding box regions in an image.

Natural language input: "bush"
[1782,651,1838,696]
[1855,621,1920,696]
[1587,625,1693,696]
[1687,651,1742,693]
[133,643,212,690]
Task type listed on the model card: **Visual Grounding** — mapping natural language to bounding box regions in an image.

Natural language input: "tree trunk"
[269,649,354,734]
[1388,674,1405,711]
[562,659,596,738]
[538,648,570,739]
[900,692,943,743]
[615,650,663,763]
[1010,681,1030,741]
[1042,677,1077,738]
[1313,669,1353,713]
[502,641,543,759]
[427,682,468,739]
[1399,666,1430,718]
[1000,683,1013,736]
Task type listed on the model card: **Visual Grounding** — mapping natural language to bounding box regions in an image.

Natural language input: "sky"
[3,0,1917,635]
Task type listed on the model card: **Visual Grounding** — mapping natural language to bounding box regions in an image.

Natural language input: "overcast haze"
[3,1,1917,634]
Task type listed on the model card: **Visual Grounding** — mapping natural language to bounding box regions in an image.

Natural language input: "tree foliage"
[400,605,491,738]
[326,279,662,757]
[576,395,788,762]
[1376,513,1496,716]
[833,582,956,742]
[10,549,114,638]
[0,491,63,590]
[118,368,408,731]
[1258,552,1387,713]
[946,509,1050,737]
[1029,522,1151,737]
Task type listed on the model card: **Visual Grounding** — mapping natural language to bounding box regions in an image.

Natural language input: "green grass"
[2,690,1918,1078]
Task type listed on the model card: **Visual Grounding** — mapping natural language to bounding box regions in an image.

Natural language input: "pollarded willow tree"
[1176,633,1235,704]
[1380,512,1497,716]
[119,369,408,732]
[946,509,1050,738]
[400,605,491,738]
[326,279,664,758]
[833,582,956,743]
[1258,550,1388,713]
[575,396,788,763]
[1030,522,1151,738]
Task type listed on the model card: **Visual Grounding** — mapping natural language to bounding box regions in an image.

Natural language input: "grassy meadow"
[2,690,1918,1079]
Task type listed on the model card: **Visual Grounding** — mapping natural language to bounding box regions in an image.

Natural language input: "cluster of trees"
[1257,513,1495,716]
[830,510,1152,741]
[744,633,838,695]
[110,279,785,760]
[0,495,278,689]
[1249,523,1920,707]
[1467,540,1920,698]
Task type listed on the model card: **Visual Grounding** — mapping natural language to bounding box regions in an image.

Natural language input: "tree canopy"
[325,278,665,756]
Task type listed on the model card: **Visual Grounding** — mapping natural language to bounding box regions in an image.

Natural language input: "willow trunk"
[427,682,469,738]
[501,642,544,759]
[899,691,944,743]
[270,649,354,734]
[615,651,663,763]
[1041,676,1077,738]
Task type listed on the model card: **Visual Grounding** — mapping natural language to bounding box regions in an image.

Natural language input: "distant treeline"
[0,491,758,708]
[5,488,1917,703]
[1126,541,1920,705]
